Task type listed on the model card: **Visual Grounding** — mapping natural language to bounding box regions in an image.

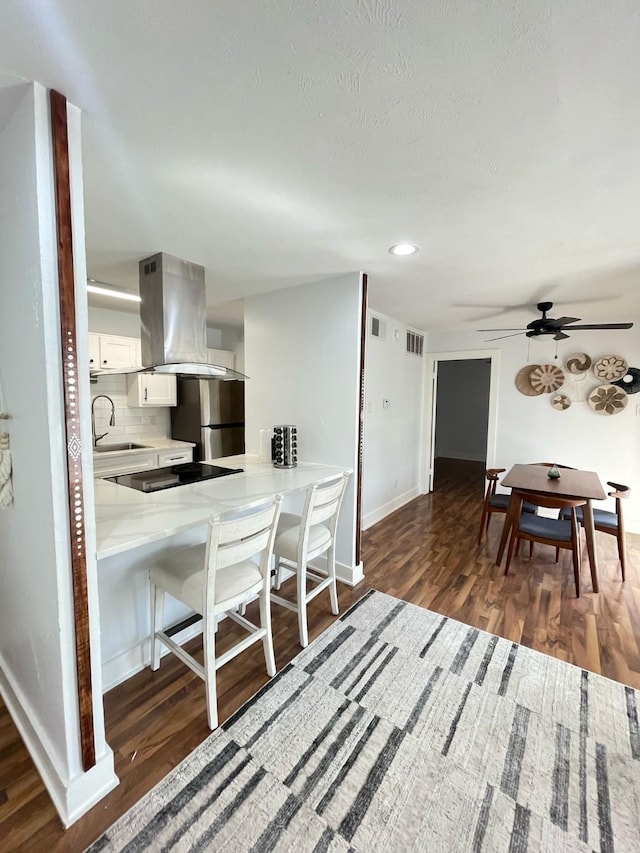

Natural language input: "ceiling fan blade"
[457,293,612,324]
[477,328,526,332]
[484,332,527,342]
[563,323,634,330]
[546,316,581,328]
[553,331,570,341]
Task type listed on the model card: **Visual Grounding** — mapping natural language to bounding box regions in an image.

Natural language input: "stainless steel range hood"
[91,252,246,380]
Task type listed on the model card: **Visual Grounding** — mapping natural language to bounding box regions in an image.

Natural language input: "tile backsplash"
[90,375,170,442]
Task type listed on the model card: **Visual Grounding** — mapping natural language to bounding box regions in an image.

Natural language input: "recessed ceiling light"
[388,243,419,256]
[87,280,141,303]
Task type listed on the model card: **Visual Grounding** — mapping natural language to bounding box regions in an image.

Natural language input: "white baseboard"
[0,652,118,828]
[62,752,119,828]
[103,558,365,692]
[305,558,364,587]
[362,487,420,530]
[343,561,364,586]
[102,619,204,693]
[277,557,364,588]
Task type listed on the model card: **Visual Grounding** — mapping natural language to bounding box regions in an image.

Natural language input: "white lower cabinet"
[157,448,192,466]
[126,373,177,407]
[93,450,159,479]
[93,446,193,478]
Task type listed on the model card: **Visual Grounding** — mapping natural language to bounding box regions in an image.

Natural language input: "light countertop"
[94,455,351,561]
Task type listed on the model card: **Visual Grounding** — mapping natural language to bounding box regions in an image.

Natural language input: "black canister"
[273,425,297,468]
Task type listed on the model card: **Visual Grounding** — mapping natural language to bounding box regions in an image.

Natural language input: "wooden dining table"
[495,464,607,592]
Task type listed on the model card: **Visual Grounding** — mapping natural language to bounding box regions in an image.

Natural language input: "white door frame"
[420,349,500,493]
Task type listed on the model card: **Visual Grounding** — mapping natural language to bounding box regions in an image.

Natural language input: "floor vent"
[406,330,424,356]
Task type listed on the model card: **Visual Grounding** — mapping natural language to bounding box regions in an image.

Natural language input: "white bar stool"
[149,494,283,730]
[272,473,349,647]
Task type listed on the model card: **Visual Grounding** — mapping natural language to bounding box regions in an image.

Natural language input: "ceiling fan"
[479,302,634,342]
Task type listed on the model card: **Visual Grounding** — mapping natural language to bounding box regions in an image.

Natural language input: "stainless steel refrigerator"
[170,379,245,461]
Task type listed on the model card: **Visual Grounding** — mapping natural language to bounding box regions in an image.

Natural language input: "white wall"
[244,273,363,581]
[88,304,141,337]
[205,326,222,348]
[207,324,245,374]
[0,83,116,826]
[220,326,245,375]
[434,359,491,461]
[362,311,426,529]
[426,328,640,532]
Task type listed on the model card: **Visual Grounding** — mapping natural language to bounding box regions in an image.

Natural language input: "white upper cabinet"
[96,334,141,370]
[88,333,101,370]
[90,336,232,372]
[126,373,177,407]
[207,348,235,370]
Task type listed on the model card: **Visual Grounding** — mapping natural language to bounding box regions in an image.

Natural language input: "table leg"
[496,493,518,566]
[582,500,599,593]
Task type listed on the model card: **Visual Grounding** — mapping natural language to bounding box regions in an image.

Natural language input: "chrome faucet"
[91,395,116,446]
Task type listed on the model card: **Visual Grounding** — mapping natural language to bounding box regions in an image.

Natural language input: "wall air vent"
[370,316,386,339]
[406,330,424,357]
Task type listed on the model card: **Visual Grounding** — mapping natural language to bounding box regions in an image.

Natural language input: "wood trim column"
[50,89,96,770]
[355,273,368,566]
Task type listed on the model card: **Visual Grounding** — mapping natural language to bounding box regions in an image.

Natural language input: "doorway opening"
[423,350,500,494]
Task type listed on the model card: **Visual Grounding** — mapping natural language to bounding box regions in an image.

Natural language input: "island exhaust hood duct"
[89,252,246,380]
[93,251,245,381]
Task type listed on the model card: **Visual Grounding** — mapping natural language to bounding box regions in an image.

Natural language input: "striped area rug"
[88,590,640,852]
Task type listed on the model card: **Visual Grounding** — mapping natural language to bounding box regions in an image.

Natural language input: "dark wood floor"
[1,458,638,852]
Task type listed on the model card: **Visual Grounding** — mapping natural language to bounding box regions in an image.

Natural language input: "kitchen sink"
[93,442,150,453]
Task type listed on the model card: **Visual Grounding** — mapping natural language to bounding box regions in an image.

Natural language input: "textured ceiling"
[2,0,640,332]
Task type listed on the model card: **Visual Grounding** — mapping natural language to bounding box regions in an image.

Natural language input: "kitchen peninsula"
[94,455,353,690]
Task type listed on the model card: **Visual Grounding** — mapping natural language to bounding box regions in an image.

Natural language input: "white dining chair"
[149,494,283,730]
[271,473,349,648]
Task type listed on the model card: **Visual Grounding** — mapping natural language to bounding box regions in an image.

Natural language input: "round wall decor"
[588,384,628,416]
[560,373,591,403]
[515,365,543,396]
[564,352,592,375]
[551,394,571,411]
[593,355,628,381]
[529,364,565,394]
[613,367,640,395]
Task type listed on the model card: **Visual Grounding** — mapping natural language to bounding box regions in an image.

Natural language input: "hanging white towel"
[0,432,13,508]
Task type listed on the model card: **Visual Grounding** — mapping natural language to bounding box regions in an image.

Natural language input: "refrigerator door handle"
[203,421,245,430]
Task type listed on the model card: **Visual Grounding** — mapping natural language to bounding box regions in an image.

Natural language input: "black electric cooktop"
[106,462,243,493]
